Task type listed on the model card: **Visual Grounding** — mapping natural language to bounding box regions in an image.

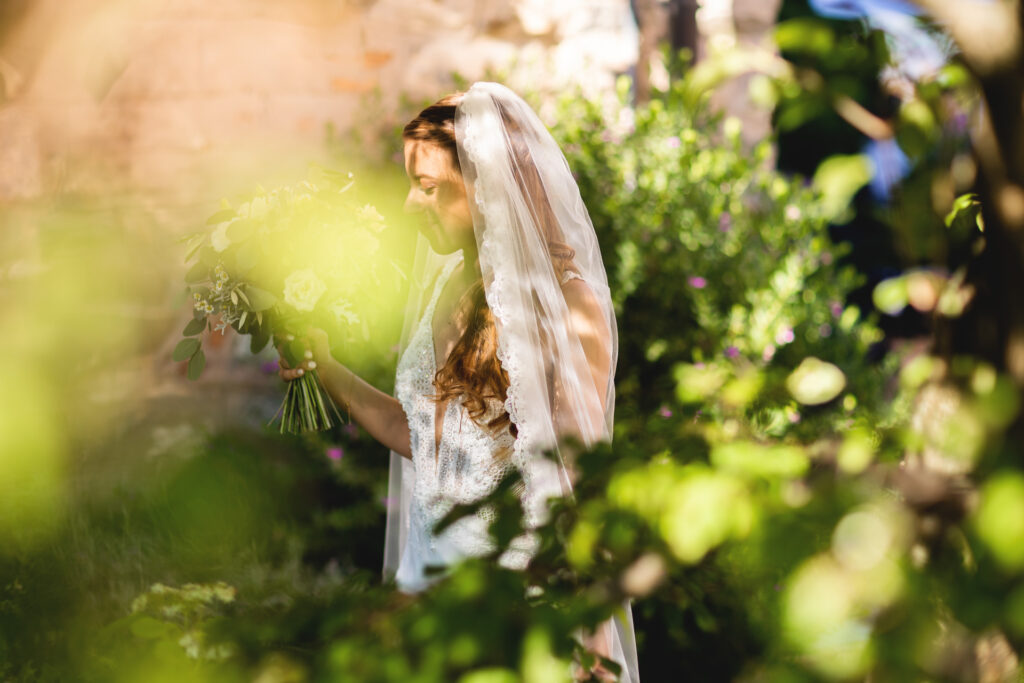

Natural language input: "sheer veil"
[383,81,639,682]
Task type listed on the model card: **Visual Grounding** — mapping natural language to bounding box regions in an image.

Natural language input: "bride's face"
[403,139,475,255]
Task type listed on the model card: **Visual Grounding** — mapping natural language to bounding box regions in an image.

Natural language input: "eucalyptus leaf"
[182,317,206,336]
[246,286,277,312]
[187,348,206,380]
[205,208,236,225]
[172,338,200,362]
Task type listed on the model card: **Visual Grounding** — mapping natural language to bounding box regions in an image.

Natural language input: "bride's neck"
[459,245,482,282]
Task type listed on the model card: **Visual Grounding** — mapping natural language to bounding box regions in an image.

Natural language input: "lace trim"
[459,102,532,474]
[560,270,584,285]
[459,92,564,537]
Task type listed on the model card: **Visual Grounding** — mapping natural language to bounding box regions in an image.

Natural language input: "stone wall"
[0,0,638,212]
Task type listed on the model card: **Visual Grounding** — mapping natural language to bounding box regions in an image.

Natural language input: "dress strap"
[560,270,584,285]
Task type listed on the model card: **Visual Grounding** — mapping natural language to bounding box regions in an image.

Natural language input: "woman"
[278,82,638,681]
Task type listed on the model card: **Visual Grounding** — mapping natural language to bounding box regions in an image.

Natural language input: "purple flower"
[775,326,795,345]
[951,112,968,136]
[762,345,776,362]
[819,323,833,338]
[343,422,359,439]
[261,360,279,375]
[658,406,673,418]
[718,212,732,233]
[326,447,344,461]
[688,276,707,289]
[724,346,740,359]
[788,411,802,424]
[830,301,843,318]
[666,136,681,148]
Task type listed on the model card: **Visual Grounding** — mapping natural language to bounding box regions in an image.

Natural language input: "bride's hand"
[275,327,330,382]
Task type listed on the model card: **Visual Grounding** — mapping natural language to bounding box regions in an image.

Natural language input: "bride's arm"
[317,358,413,460]
[277,333,412,460]
[562,279,612,410]
[556,278,613,470]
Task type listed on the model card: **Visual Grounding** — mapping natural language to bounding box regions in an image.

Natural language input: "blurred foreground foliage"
[2,8,1023,682]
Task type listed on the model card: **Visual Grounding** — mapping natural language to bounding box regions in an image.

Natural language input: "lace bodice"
[393,252,520,592]
[391,254,588,593]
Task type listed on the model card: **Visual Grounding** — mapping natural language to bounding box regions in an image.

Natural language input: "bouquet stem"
[269,369,346,434]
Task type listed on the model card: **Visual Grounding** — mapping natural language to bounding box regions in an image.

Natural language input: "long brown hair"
[402,92,580,448]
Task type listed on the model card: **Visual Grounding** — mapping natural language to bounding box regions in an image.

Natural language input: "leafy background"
[1,2,1022,682]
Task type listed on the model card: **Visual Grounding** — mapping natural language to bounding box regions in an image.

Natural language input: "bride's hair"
[403,93,581,449]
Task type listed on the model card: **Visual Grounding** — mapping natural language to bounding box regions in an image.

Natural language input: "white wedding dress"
[392,250,584,593]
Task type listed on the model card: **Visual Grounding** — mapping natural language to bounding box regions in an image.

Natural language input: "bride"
[278,82,639,682]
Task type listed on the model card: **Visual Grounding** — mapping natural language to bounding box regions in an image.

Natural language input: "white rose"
[210,219,233,252]
[283,269,327,312]
[357,203,386,233]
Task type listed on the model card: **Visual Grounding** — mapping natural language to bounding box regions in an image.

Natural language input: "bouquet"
[175,164,393,433]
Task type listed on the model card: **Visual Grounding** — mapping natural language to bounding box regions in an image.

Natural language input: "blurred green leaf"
[812,154,872,222]
[786,357,846,405]
[172,338,200,362]
[187,348,206,381]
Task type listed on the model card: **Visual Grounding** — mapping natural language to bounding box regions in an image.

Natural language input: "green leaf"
[182,318,206,336]
[172,338,200,362]
[187,348,206,380]
[813,154,872,223]
[245,286,277,311]
[184,262,208,283]
[198,246,220,267]
[774,18,835,56]
[205,208,236,225]
[873,276,908,315]
[945,192,982,233]
[786,357,846,405]
[184,234,206,262]
[235,241,259,273]
[250,329,270,354]
[129,616,177,640]
[711,441,809,479]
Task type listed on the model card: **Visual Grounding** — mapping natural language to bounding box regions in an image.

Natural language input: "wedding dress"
[393,250,588,592]
[383,82,639,682]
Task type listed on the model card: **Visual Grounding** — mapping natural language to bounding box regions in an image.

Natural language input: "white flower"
[283,269,327,312]
[211,220,233,252]
[330,298,360,326]
[357,204,386,233]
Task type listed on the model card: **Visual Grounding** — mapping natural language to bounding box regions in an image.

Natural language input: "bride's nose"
[404,188,424,214]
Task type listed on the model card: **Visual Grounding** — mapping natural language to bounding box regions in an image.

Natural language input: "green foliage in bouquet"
[176,165,397,433]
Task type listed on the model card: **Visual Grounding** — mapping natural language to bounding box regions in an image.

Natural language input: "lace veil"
[382,81,638,682]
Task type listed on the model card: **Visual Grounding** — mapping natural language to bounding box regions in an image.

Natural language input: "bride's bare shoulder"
[561,277,608,339]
